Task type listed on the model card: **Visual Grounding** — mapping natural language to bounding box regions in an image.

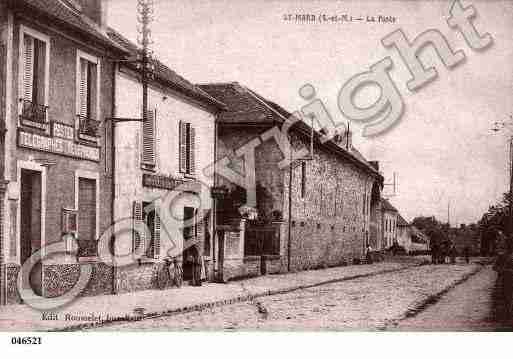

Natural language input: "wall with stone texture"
[217,125,380,273]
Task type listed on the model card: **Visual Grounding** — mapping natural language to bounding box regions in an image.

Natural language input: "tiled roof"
[198,83,277,124]
[199,82,382,178]
[107,28,226,110]
[381,198,399,213]
[9,0,127,54]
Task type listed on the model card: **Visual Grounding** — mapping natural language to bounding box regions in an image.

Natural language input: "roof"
[381,198,399,213]
[107,28,226,111]
[8,0,127,55]
[397,214,409,227]
[198,82,383,179]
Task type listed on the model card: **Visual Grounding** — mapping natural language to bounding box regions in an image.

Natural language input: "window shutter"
[132,201,144,255]
[189,126,196,174]
[79,59,89,116]
[142,108,156,165]
[23,35,34,102]
[195,209,203,244]
[153,212,161,259]
[179,121,187,173]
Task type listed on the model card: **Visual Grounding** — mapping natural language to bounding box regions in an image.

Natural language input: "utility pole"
[447,199,450,228]
[492,117,513,252]
[137,0,155,121]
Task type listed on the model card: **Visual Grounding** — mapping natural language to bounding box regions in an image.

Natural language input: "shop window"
[132,201,160,259]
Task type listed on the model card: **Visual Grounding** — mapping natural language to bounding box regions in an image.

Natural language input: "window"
[77,177,97,257]
[76,51,101,142]
[78,58,97,119]
[179,121,195,175]
[300,161,306,198]
[183,206,196,240]
[141,108,156,167]
[19,26,49,127]
[132,201,160,259]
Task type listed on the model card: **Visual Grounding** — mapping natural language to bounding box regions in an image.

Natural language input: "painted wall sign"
[52,122,75,141]
[18,130,100,162]
[142,173,201,193]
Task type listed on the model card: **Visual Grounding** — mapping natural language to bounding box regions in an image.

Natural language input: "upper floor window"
[76,50,101,142]
[19,26,50,128]
[179,121,196,175]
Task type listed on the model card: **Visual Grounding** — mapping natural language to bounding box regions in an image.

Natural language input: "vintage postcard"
[0,0,513,346]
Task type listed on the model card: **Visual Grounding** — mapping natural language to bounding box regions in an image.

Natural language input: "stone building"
[381,198,398,249]
[0,0,127,304]
[396,214,412,252]
[200,82,383,280]
[106,29,226,292]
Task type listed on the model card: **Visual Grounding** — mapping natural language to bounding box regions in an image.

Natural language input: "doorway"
[20,168,43,296]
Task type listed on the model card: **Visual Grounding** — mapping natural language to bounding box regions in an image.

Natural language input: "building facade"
[381,198,398,249]
[0,0,128,304]
[200,83,383,279]
[107,29,225,292]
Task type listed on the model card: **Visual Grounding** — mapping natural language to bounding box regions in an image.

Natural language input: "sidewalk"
[0,256,428,331]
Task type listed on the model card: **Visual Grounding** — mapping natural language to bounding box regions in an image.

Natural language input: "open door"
[20,169,43,296]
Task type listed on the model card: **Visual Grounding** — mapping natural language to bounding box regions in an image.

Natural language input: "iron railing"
[77,115,100,141]
[20,99,48,128]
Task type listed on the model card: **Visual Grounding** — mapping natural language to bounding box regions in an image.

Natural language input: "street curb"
[381,263,487,330]
[51,261,428,332]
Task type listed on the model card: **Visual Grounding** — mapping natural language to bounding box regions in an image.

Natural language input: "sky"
[108,0,513,225]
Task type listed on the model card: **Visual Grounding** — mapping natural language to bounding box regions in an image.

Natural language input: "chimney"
[343,129,352,150]
[369,161,379,171]
[77,0,109,28]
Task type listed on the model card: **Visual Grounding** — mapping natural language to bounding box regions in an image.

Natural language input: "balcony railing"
[77,115,100,142]
[19,99,48,130]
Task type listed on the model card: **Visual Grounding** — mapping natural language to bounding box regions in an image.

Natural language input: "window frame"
[74,170,100,260]
[17,25,51,122]
[76,49,101,120]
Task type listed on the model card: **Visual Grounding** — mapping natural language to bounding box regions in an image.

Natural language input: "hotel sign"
[18,130,100,162]
[142,173,201,193]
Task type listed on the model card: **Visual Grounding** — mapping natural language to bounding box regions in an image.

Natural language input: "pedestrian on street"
[449,244,457,264]
[365,244,373,264]
[463,246,470,264]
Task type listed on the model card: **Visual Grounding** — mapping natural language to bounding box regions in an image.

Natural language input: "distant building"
[396,214,411,251]
[381,198,398,248]
[396,214,430,253]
